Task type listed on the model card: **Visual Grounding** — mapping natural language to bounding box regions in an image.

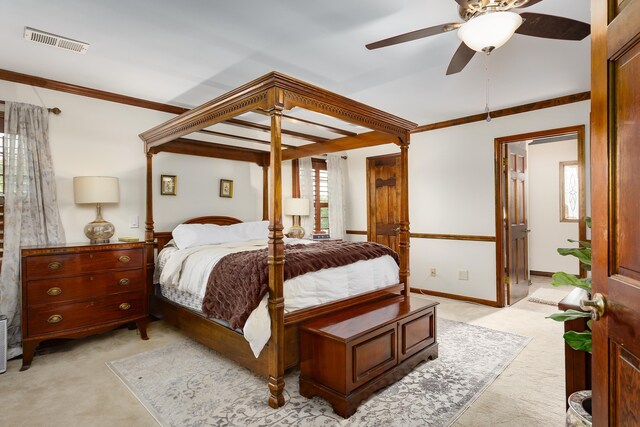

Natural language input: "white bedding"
[156,239,399,357]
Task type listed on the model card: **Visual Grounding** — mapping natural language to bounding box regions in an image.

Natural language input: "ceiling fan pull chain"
[485,53,492,122]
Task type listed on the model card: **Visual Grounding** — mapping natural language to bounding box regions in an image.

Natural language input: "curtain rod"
[0,100,61,115]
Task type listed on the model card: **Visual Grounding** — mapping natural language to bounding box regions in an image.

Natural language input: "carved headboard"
[154,216,243,252]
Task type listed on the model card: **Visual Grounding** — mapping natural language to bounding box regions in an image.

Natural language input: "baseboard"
[410,288,499,308]
[530,270,554,277]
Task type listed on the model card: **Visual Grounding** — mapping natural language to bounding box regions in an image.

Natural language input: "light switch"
[129,215,139,228]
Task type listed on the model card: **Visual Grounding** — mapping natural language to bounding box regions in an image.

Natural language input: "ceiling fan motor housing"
[459,0,532,21]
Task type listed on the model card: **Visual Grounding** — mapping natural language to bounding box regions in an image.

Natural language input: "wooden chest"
[20,241,149,370]
[299,296,438,418]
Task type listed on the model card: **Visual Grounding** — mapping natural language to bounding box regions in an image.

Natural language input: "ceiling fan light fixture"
[458,11,523,52]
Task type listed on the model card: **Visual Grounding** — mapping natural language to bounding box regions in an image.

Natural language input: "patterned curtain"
[298,157,315,238]
[327,154,346,239]
[0,102,66,358]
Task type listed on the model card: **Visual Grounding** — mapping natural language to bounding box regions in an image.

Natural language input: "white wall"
[152,152,266,231]
[528,139,579,275]
[345,101,590,303]
[0,80,290,243]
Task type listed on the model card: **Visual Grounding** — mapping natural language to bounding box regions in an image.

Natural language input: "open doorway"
[494,125,587,307]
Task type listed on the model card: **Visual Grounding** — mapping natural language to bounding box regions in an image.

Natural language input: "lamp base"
[288,224,305,239]
[84,219,115,244]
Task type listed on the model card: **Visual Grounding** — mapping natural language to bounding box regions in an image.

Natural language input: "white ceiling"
[3,0,590,124]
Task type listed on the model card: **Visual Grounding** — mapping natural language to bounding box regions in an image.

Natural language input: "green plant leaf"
[587,319,593,330]
[563,330,592,353]
[567,239,592,249]
[551,272,592,292]
[585,217,592,228]
[547,310,591,322]
[557,247,592,270]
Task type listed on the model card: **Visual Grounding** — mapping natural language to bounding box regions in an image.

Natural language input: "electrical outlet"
[458,270,469,280]
[430,268,437,277]
[129,215,139,229]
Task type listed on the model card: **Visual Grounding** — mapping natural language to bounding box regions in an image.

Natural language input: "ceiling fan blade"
[516,13,590,41]
[446,42,476,75]
[516,0,544,8]
[366,23,460,50]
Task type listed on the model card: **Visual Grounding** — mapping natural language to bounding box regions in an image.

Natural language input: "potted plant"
[547,217,592,427]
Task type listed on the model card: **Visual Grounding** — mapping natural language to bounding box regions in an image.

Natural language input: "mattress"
[159,284,205,314]
[159,284,239,331]
[155,238,400,357]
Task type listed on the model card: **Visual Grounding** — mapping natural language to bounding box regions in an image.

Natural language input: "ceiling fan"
[366,0,590,75]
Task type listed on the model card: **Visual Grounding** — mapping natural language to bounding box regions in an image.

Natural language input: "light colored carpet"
[527,286,572,306]
[108,319,530,427]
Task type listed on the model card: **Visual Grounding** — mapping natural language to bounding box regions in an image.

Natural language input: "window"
[311,159,329,234]
[294,158,330,235]
[560,161,579,222]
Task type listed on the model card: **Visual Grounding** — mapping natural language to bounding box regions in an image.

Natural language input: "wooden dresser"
[299,297,439,418]
[20,241,148,370]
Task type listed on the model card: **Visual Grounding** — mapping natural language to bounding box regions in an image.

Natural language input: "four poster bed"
[139,72,417,408]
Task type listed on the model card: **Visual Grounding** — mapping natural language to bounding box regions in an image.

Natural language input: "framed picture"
[161,175,177,196]
[220,179,233,198]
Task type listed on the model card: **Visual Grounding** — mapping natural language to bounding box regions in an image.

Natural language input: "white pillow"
[227,220,270,242]
[172,221,269,249]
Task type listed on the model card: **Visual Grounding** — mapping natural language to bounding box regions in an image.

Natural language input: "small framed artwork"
[161,175,177,196]
[220,179,233,198]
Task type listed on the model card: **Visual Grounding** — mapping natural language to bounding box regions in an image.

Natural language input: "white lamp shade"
[284,198,310,216]
[73,176,120,204]
[458,11,523,52]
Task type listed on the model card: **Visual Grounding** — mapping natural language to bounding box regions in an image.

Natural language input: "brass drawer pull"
[118,303,131,311]
[47,314,63,324]
[48,261,62,270]
[47,287,62,296]
[118,255,131,263]
[118,278,130,286]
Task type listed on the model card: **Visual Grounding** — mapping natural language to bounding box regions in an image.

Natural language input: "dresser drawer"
[27,291,145,336]
[27,269,145,305]
[26,248,143,279]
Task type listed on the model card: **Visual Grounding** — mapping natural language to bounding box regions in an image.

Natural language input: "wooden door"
[504,142,529,304]
[591,0,640,424]
[367,154,401,253]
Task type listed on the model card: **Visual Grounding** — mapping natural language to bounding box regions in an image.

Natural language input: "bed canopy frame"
[139,71,416,408]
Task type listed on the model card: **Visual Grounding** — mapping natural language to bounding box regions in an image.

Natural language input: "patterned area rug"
[108,319,530,427]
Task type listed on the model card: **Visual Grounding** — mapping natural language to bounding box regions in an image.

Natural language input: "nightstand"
[20,241,149,370]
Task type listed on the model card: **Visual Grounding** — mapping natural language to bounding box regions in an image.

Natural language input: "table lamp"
[73,176,120,244]
[285,198,310,239]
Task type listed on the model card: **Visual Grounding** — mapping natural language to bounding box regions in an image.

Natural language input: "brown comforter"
[201,240,399,329]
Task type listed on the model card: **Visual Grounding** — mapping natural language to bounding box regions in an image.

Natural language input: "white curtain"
[298,157,315,238]
[0,102,66,358]
[327,154,346,239]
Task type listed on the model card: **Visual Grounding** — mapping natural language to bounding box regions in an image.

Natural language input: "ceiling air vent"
[24,27,90,54]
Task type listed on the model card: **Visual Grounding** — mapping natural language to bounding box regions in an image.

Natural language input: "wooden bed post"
[145,153,156,307]
[267,90,286,408]
[399,136,410,296]
[262,165,269,221]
